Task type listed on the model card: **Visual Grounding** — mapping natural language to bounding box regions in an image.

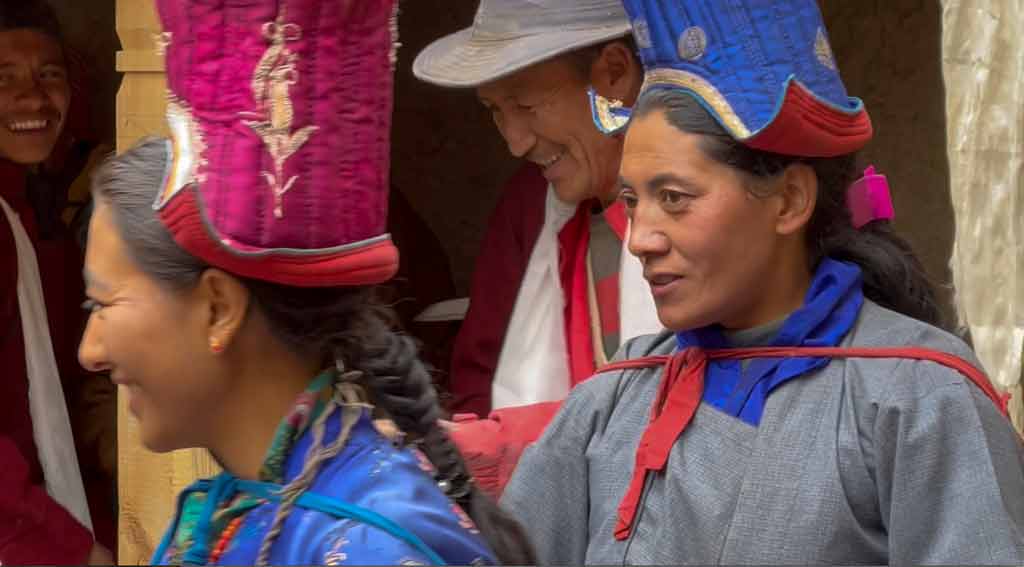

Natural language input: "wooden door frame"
[114,1,219,562]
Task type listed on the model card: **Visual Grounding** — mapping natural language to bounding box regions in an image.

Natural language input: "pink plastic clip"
[846,165,894,229]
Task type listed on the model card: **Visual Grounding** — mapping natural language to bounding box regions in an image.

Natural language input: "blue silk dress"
[153,373,496,565]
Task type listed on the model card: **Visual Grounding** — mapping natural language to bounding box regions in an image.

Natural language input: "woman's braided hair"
[245,281,538,564]
[91,138,537,564]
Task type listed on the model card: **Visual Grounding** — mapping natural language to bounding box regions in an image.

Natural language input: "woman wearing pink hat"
[77,0,533,564]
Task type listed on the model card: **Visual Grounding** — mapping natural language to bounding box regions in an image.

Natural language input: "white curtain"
[940,0,1024,430]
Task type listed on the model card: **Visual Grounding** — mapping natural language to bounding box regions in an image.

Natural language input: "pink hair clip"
[846,165,894,229]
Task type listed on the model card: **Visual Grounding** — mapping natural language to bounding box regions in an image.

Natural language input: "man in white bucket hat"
[414,0,661,497]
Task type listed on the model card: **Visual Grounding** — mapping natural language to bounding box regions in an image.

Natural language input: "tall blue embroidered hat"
[590,0,873,157]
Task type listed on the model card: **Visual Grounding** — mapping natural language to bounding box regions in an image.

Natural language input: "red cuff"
[450,401,562,499]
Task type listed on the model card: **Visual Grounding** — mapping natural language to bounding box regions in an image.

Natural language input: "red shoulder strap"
[598,355,671,374]
[601,345,1014,541]
[598,346,1009,416]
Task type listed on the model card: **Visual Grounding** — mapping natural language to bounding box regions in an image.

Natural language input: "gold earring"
[210,337,225,354]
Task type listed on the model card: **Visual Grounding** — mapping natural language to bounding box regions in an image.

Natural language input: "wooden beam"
[114,0,220,563]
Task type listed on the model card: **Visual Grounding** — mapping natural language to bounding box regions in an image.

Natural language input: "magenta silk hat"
[153,0,399,287]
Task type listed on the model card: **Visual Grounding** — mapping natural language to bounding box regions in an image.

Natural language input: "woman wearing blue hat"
[503,0,1024,563]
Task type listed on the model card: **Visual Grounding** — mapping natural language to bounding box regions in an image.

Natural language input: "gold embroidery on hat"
[243,5,319,219]
[160,95,208,206]
[642,68,751,139]
[814,27,837,70]
[677,26,707,61]
[592,91,629,133]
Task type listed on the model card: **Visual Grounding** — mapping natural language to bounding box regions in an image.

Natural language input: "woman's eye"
[659,189,692,210]
[81,299,103,313]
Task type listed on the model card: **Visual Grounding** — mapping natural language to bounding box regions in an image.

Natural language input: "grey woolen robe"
[502,300,1024,565]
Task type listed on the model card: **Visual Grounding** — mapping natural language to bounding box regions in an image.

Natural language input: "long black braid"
[246,280,538,564]
[352,323,537,564]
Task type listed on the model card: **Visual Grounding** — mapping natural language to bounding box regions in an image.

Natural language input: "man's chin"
[0,138,60,165]
[0,148,55,166]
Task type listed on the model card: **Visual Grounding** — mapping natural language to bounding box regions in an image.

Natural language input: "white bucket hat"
[413,0,632,88]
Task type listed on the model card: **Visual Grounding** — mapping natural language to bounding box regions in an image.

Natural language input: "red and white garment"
[0,196,91,532]
[491,184,662,410]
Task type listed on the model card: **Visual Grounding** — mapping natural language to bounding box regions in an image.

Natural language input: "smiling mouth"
[647,274,681,286]
[537,151,565,170]
[6,119,53,133]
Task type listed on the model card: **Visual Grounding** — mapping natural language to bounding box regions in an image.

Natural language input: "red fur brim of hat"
[159,189,399,287]
[745,80,873,158]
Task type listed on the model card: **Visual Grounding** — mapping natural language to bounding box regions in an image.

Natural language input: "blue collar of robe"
[675,257,864,426]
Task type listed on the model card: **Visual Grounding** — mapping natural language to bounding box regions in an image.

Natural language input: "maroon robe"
[447,165,548,417]
[0,158,101,564]
[447,164,630,499]
[449,164,628,417]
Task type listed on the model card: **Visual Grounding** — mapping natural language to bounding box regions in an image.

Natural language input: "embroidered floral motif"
[814,27,837,70]
[243,5,319,219]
